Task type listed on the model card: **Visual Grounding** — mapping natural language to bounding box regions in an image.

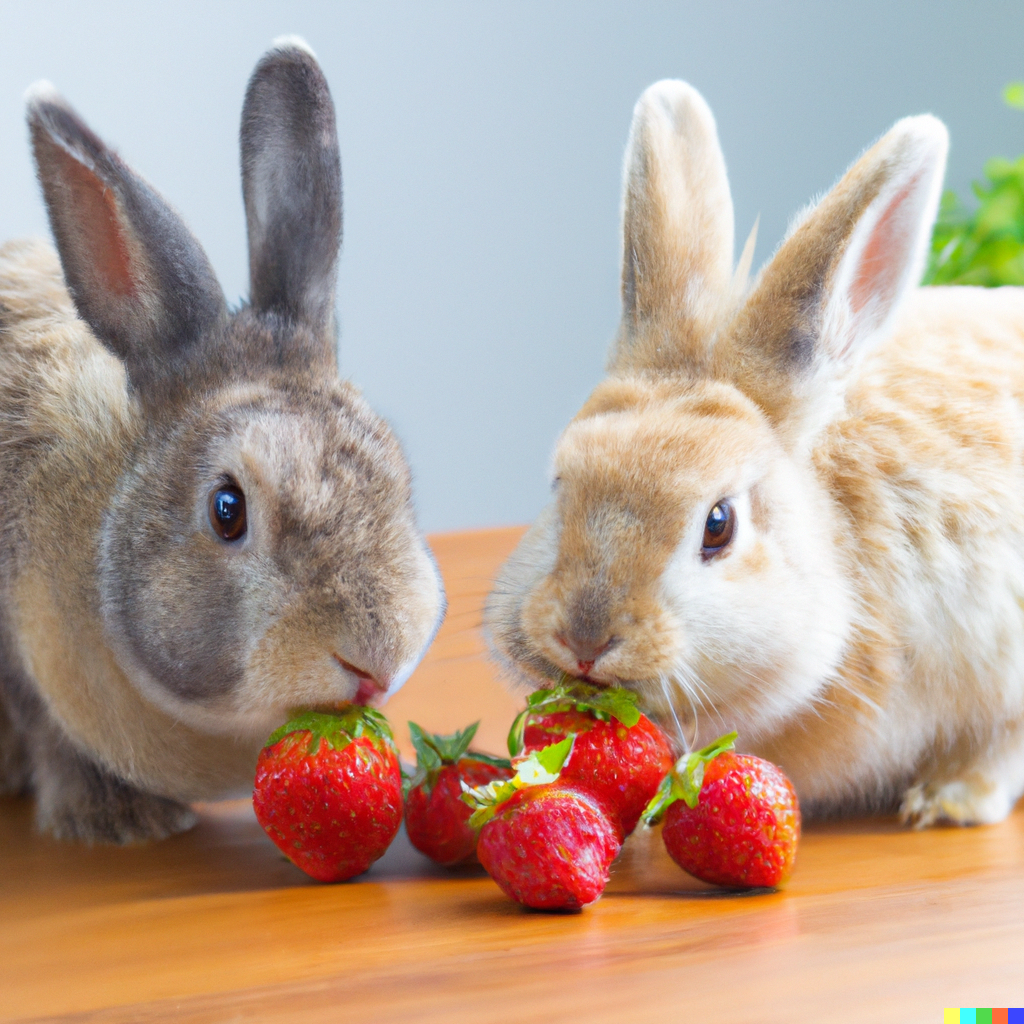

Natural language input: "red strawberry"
[253,707,403,883]
[509,680,673,838]
[644,732,801,889]
[404,721,512,866]
[477,783,620,910]
[465,737,621,910]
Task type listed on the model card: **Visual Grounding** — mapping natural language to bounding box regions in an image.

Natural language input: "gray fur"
[28,93,227,398]
[0,43,444,843]
[242,44,342,329]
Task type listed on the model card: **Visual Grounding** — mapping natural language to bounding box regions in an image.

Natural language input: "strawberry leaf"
[265,706,396,758]
[408,721,444,776]
[463,735,575,829]
[641,731,737,824]
[507,677,642,755]
[463,750,513,771]
[407,720,510,795]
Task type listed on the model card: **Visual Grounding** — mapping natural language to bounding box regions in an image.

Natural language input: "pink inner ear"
[849,173,921,321]
[57,146,137,298]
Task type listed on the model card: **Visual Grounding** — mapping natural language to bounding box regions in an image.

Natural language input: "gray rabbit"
[0,39,444,843]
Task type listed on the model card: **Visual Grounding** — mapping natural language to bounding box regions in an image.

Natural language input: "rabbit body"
[0,43,444,842]
[486,81,1024,826]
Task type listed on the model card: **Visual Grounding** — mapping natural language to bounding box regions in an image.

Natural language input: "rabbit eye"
[209,484,247,542]
[702,500,735,556]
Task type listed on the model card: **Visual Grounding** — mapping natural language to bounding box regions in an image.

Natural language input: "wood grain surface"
[2,526,1022,1023]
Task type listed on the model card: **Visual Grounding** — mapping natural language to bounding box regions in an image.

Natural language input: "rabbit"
[486,79,1024,828]
[0,38,445,843]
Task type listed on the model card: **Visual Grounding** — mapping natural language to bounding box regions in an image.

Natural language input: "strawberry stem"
[641,731,737,825]
[507,676,641,756]
[462,735,575,830]
[265,706,395,757]
[406,720,512,797]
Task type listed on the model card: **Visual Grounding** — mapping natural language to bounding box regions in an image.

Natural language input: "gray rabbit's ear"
[241,38,342,330]
[27,83,227,394]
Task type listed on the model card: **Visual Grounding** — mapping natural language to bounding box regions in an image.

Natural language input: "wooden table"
[2,527,1022,1023]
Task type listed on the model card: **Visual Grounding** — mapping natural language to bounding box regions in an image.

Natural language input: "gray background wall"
[1,1,1022,532]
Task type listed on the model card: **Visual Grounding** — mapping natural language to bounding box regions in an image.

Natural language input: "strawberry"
[253,707,403,883]
[403,721,512,866]
[464,737,621,910]
[643,732,801,889]
[508,679,673,838]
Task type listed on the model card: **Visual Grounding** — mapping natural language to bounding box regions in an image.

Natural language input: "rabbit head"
[487,81,947,749]
[27,40,445,739]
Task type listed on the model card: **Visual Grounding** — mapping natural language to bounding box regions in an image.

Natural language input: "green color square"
[978,1011,993,1024]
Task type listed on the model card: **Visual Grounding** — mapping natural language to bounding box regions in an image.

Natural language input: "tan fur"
[487,81,1024,825]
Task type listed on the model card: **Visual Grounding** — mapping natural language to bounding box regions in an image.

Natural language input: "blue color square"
[1007,1009,1024,1023]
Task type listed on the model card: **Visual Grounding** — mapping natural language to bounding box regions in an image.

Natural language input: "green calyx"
[265,706,396,758]
[506,675,642,756]
[461,734,575,830]
[404,720,511,797]
[641,731,737,826]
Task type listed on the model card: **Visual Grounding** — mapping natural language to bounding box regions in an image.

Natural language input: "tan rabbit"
[0,39,445,842]
[486,80,1024,827]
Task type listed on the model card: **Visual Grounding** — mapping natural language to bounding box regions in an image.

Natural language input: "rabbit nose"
[556,633,614,675]
[334,654,391,705]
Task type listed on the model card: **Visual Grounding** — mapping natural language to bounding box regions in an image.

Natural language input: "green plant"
[923,83,1024,286]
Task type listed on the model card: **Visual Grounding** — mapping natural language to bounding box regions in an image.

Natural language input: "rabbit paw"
[34,745,197,844]
[0,702,31,796]
[899,777,1012,829]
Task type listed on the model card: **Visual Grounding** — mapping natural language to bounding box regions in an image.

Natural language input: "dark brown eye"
[209,484,247,542]
[702,500,735,555]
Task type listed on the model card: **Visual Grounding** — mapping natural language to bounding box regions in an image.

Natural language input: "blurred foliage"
[923,82,1024,286]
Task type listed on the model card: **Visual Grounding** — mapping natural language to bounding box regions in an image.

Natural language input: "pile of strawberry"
[251,683,801,908]
[462,681,673,909]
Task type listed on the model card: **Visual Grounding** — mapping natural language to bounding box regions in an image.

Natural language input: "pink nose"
[334,655,390,705]
[556,634,613,675]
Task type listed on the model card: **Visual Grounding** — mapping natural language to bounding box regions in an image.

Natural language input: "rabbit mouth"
[333,654,388,706]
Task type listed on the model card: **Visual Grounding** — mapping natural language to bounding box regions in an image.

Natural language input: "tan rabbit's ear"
[725,115,948,444]
[27,83,226,396]
[612,80,735,373]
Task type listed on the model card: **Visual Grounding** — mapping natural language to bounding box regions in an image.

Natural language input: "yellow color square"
[945,1011,960,1024]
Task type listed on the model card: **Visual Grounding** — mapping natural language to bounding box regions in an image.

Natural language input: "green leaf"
[463,777,519,830]
[507,677,643,755]
[464,750,513,771]
[507,712,527,758]
[406,720,506,795]
[265,706,395,757]
[641,731,737,825]
[923,92,1024,289]
[529,735,575,778]
[462,735,575,829]
[407,720,481,767]
[407,721,443,775]
[1004,81,1024,110]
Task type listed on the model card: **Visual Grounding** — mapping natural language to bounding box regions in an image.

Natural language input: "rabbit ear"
[727,115,948,441]
[614,80,735,369]
[27,84,226,394]
[241,39,342,330]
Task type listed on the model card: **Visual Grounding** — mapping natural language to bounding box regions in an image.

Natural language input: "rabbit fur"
[0,40,445,842]
[486,80,1024,827]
